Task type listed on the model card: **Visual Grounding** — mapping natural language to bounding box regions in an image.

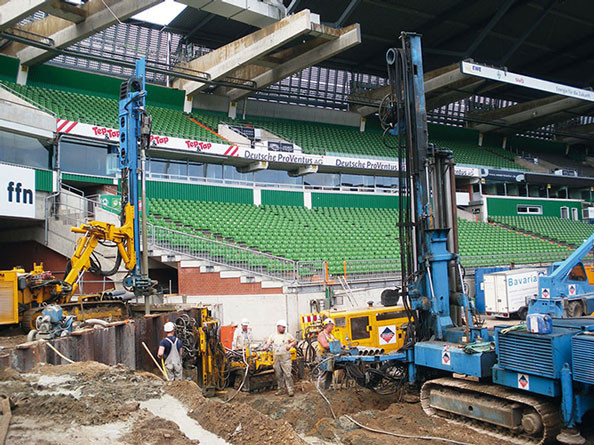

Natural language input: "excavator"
[0,58,155,334]
[316,33,594,445]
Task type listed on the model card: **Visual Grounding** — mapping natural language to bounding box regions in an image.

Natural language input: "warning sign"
[378,325,396,345]
[568,284,577,296]
[441,346,451,366]
[517,373,530,390]
[541,288,550,299]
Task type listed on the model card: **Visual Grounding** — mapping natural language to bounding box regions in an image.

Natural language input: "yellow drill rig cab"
[0,263,71,328]
[300,303,411,354]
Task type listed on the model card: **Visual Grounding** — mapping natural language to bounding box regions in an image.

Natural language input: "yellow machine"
[227,346,300,393]
[300,303,411,354]
[0,204,140,331]
[175,310,302,396]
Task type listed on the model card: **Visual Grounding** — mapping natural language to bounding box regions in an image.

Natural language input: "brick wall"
[178,267,282,295]
[0,241,113,294]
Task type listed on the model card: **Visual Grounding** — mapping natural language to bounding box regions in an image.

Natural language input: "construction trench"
[0,309,591,445]
[0,308,524,445]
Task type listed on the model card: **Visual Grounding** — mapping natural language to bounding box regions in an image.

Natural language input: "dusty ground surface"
[228,380,511,445]
[0,327,28,352]
[0,361,591,445]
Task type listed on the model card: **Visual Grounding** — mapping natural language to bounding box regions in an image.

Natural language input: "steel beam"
[465,0,517,57]
[333,0,360,27]
[500,0,557,64]
[16,0,163,66]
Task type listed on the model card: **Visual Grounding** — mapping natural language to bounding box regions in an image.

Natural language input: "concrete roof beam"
[469,96,590,133]
[349,63,486,116]
[173,9,347,97]
[0,0,53,32]
[15,0,163,66]
[223,23,361,102]
[177,0,284,28]
[39,1,88,23]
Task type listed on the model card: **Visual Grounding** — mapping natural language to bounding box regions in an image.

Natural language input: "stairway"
[489,220,572,249]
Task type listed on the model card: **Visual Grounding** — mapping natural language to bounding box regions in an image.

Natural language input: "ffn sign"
[0,164,36,219]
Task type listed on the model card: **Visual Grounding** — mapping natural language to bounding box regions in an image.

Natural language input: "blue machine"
[118,58,153,296]
[30,305,74,340]
[326,33,594,444]
[530,233,594,318]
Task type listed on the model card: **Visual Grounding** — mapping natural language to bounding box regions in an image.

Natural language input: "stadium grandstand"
[0,0,593,323]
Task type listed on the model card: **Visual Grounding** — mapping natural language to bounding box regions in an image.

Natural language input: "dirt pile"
[123,411,200,445]
[229,381,511,445]
[230,381,394,435]
[166,380,306,445]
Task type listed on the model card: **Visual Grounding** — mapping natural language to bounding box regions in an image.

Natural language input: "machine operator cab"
[300,302,410,354]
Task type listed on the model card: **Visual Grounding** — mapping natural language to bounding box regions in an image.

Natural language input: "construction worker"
[317,318,339,390]
[157,321,183,381]
[262,319,297,397]
[232,318,253,350]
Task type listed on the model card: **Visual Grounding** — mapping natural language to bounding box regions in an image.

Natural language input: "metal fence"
[148,224,324,283]
[342,258,401,282]
[44,185,120,243]
[459,251,589,269]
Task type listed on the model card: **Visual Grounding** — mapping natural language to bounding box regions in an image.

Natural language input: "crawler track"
[421,377,561,445]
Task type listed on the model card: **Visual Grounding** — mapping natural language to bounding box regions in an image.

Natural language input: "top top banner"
[460,61,594,103]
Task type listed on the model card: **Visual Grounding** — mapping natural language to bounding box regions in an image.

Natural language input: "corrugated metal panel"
[312,193,398,209]
[261,190,303,207]
[572,335,594,385]
[498,333,554,377]
[35,169,54,192]
[146,181,252,204]
[62,173,115,185]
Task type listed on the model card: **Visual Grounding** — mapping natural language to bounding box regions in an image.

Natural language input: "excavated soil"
[166,380,305,445]
[0,362,207,444]
[228,381,510,445]
[1,361,590,444]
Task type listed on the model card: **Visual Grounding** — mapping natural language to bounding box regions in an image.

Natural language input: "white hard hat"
[164,321,175,332]
[241,318,249,326]
[276,319,287,328]
[323,318,334,325]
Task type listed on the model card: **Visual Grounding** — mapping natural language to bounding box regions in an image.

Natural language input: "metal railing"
[342,258,401,282]
[44,186,120,244]
[459,251,590,268]
[148,224,324,283]
[145,171,398,194]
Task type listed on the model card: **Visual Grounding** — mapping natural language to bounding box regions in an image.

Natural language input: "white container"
[483,269,540,318]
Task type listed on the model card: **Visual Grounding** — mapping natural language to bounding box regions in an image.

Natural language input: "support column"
[183,95,193,113]
[228,101,237,120]
[253,188,261,206]
[359,116,366,132]
[16,64,28,86]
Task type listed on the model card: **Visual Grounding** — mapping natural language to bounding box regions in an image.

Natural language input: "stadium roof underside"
[1,0,593,141]
[0,0,163,65]
[167,0,594,102]
[165,0,594,139]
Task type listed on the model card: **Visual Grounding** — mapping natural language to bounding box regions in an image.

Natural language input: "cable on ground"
[343,415,476,445]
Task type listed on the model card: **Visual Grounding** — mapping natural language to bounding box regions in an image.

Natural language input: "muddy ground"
[0,360,524,445]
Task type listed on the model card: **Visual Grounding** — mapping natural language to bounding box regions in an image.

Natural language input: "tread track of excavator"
[421,377,561,445]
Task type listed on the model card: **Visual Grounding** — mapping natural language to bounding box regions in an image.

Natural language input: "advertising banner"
[0,163,36,219]
[57,119,480,178]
